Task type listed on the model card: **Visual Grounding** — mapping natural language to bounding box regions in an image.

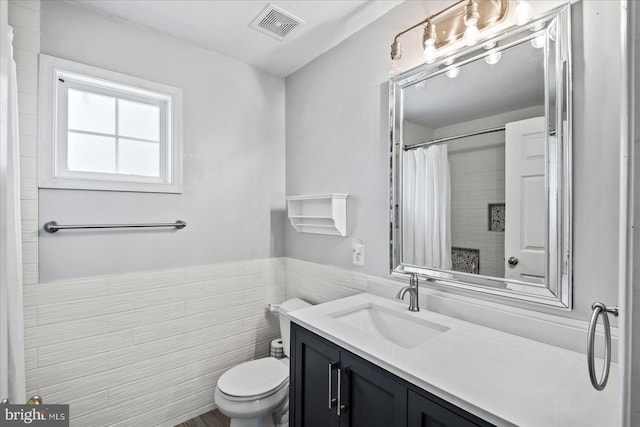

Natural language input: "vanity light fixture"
[388,0,510,74]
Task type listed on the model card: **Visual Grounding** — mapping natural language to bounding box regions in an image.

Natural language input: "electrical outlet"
[353,244,364,266]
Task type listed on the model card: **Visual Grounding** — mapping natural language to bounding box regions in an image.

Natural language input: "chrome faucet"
[396,273,419,312]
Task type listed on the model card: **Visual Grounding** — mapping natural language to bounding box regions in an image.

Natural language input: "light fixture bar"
[389,0,508,62]
[389,0,464,59]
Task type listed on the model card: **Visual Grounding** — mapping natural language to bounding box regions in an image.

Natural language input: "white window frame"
[38,54,183,193]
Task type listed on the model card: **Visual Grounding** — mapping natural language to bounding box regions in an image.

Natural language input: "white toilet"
[214,298,311,427]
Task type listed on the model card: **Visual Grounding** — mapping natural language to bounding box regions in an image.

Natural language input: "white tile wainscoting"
[24,259,289,427]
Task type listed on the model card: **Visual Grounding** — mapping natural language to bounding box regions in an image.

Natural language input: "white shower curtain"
[402,144,452,270]
[0,26,26,404]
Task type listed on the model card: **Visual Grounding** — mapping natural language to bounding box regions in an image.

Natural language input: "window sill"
[39,175,183,194]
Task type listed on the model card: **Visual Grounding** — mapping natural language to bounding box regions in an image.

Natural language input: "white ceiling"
[69,0,404,77]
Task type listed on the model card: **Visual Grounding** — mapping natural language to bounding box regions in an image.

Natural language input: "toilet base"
[229,413,274,427]
[214,380,288,427]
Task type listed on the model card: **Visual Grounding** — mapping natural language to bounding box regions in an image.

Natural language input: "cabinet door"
[408,389,488,427]
[291,324,340,427]
[339,353,407,427]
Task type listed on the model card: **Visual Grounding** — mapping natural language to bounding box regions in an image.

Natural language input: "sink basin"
[329,303,449,349]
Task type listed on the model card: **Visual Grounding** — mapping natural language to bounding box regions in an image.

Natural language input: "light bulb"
[485,50,501,65]
[463,0,480,46]
[463,25,480,46]
[423,40,437,64]
[531,34,545,49]
[389,40,402,74]
[389,59,402,76]
[515,0,533,25]
[446,67,460,79]
[422,20,437,64]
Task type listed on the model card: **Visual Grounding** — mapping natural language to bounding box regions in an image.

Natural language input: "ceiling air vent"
[250,4,306,41]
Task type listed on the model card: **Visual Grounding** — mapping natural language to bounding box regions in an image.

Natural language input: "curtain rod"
[404,126,558,151]
[403,126,506,151]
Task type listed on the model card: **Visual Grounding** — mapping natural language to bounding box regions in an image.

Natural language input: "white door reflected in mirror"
[504,117,546,285]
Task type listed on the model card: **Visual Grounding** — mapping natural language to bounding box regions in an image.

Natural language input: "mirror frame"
[389,5,572,309]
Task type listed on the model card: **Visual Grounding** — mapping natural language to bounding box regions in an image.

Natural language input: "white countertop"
[288,293,618,427]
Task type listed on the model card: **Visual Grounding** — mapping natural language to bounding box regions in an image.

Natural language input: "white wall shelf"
[286,193,348,236]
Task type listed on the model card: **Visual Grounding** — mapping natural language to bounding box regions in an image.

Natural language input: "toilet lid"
[217,357,289,398]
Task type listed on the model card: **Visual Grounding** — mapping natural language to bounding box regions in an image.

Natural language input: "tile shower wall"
[449,144,505,278]
[8,0,39,287]
[23,259,284,427]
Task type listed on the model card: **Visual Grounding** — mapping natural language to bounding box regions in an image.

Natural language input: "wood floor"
[174,409,230,427]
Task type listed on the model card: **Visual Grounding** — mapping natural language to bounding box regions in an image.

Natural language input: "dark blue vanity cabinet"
[290,323,494,427]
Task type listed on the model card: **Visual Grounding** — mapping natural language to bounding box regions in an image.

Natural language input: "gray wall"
[285,0,621,322]
[39,1,286,281]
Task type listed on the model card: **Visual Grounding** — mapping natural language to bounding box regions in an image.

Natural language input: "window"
[39,55,183,193]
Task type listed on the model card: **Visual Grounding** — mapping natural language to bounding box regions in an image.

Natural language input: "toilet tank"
[278,298,311,358]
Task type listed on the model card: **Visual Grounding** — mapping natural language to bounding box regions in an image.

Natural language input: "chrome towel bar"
[44,220,186,233]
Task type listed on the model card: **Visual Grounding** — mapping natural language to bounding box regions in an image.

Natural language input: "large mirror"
[390,5,571,308]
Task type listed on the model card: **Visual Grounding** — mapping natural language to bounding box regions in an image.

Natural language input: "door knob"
[507,256,519,265]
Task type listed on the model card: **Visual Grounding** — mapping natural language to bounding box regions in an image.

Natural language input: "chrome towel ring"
[587,302,619,391]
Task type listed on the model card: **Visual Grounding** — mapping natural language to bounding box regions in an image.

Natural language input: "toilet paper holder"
[266,303,280,313]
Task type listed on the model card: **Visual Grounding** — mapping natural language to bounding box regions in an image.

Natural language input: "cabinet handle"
[337,367,349,416]
[337,368,342,416]
[587,302,619,391]
[328,362,337,409]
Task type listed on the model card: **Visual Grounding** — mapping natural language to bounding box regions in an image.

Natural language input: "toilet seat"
[217,357,289,401]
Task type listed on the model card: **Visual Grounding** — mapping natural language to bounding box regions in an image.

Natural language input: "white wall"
[39,1,286,282]
[285,0,621,327]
